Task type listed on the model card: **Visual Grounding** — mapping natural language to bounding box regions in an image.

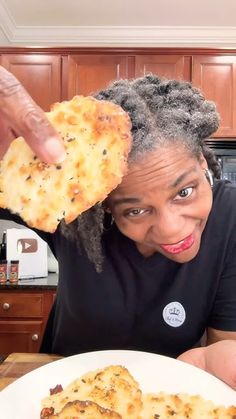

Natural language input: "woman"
[0,66,236,389]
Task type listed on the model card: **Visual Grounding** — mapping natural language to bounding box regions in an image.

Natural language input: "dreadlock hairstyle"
[60,74,221,271]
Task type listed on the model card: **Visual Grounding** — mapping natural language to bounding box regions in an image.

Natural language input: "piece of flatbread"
[41,365,236,419]
[41,365,142,419]
[40,399,121,418]
[141,392,236,418]
[0,96,132,232]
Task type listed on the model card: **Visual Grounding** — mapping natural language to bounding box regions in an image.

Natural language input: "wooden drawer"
[0,293,43,318]
[0,320,43,353]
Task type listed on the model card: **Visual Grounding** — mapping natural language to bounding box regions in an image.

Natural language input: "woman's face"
[106,144,213,263]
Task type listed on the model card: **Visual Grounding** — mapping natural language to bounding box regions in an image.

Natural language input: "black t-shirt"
[1,180,236,358]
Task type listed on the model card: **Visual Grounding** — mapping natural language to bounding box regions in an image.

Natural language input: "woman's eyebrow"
[112,168,198,206]
[170,168,197,188]
[112,197,141,207]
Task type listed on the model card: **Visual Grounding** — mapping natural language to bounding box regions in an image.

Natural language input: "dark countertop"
[0,272,58,290]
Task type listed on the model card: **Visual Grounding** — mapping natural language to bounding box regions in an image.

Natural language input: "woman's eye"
[125,208,146,217]
[174,187,193,200]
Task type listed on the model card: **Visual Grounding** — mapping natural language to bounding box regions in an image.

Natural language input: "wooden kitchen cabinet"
[0,290,55,354]
[192,55,236,138]
[0,321,42,354]
[0,54,62,111]
[67,54,129,97]
[134,55,191,81]
[1,47,236,139]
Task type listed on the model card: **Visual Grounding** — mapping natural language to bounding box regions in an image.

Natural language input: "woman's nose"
[150,210,185,242]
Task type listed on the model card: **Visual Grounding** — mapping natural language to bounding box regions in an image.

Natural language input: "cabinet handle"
[32,334,39,341]
[3,302,10,310]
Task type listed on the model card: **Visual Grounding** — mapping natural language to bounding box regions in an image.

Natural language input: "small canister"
[0,260,7,284]
[9,260,19,284]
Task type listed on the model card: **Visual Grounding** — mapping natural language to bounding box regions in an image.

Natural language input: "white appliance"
[6,228,48,279]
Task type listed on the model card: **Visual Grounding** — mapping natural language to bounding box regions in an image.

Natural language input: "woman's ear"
[102,201,111,213]
[199,153,213,187]
[199,153,208,171]
[203,168,214,188]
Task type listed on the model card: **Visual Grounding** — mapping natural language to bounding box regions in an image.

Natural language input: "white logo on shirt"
[162,301,186,327]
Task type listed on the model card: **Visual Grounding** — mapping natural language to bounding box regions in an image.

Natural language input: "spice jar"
[0,260,7,284]
[9,260,19,283]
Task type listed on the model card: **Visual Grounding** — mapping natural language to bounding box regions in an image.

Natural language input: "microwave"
[216,154,236,183]
[206,140,236,184]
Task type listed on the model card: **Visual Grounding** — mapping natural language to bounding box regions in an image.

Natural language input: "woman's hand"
[0,66,66,163]
[178,340,236,389]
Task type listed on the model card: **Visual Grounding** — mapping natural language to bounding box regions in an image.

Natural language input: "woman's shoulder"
[210,179,236,227]
[213,179,236,207]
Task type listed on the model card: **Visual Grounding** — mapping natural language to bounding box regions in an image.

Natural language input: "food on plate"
[40,399,121,418]
[40,364,236,419]
[142,392,236,418]
[40,365,142,418]
[0,96,132,232]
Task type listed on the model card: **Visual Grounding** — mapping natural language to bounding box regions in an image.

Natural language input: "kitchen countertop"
[0,352,62,391]
[0,272,58,290]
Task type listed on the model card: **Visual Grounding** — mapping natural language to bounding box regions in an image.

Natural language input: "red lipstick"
[160,233,194,254]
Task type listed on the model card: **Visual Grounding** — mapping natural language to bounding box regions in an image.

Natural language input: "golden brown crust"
[141,392,236,418]
[0,96,132,232]
[40,399,122,418]
[41,365,142,419]
[40,365,236,419]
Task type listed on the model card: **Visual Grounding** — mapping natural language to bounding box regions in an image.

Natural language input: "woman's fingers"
[0,66,66,163]
[204,340,236,389]
[177,346,206,371]
[178,340,236,390]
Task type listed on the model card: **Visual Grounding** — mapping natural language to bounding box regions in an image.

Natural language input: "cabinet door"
[68,55,129,97]
[0,321,43,353]
[192,55,236,138]
[0,290,54,354]
[1,54,62,111]
[135,55,191,81]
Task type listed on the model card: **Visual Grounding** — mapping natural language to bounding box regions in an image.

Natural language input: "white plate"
[1,350,236,418]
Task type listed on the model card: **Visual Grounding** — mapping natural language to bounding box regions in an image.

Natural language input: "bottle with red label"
[0,260,7,284]
[9,260,19,284]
